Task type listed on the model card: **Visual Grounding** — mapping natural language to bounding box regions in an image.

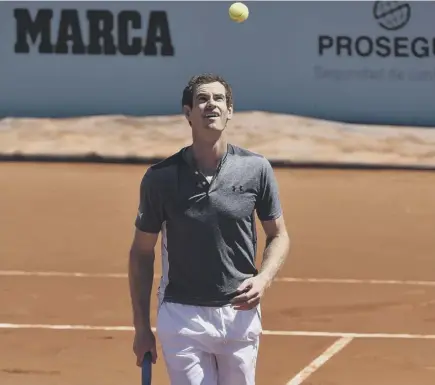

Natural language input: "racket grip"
[141,351,152,385]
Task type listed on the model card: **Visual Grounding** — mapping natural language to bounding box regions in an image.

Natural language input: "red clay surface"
[1,162,435,385]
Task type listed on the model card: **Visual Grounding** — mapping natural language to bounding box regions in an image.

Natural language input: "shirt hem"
[162,297,234,307]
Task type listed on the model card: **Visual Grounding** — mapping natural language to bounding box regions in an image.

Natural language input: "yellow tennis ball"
[229,2,249,23]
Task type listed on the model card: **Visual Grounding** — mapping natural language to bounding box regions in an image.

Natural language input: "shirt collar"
[181,144,231,170]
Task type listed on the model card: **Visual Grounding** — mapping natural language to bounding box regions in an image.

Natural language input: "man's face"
[184,82,233,135]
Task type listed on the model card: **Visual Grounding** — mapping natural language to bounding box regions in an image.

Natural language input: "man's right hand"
[133,328,158,366]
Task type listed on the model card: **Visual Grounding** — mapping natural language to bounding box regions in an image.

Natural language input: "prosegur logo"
[318,1,433,58]
[373,1,411,31]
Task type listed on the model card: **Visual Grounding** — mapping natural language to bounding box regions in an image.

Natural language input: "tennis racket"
[141,351,152,385]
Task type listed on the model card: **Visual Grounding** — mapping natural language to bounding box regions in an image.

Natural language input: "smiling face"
[183,81,233,139]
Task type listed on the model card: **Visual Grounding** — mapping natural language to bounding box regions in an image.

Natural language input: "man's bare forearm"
[128,249,155,331]
[257,233,290,288]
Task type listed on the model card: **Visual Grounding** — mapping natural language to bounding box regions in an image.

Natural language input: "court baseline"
[1,269,435,287]
[1,323,435,340]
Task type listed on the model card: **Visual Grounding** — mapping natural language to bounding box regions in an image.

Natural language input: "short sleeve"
[135,169,165,233]
[255,159,283,221]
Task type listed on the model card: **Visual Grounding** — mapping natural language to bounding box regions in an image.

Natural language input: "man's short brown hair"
[182,73,233,109]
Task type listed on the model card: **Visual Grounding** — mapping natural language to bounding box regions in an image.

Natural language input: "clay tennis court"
[1,161,435,385]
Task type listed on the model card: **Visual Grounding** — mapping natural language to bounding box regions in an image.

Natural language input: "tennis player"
[128,73,290,385]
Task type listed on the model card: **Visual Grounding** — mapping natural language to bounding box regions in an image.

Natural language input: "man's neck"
[191,135,228,171]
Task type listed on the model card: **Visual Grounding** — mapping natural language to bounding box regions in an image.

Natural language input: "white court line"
[286,336,353,385]
[1,323,435,340]
[262,330,435,339]
[0,323,137,331]
[0,270,127,278]
[2,270,435,287]
[276,277,435,286]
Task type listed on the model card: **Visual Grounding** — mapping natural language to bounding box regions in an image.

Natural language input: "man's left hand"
[230,275,268,310]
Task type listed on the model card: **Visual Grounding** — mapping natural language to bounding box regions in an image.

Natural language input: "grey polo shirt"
[135,143,282,307]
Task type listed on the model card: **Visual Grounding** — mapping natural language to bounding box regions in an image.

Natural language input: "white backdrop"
[1,1,434,126]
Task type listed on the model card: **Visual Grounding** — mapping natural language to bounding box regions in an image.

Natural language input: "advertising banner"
[1,1,434,126]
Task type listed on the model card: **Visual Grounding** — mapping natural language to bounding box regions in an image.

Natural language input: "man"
[128,73,290,385]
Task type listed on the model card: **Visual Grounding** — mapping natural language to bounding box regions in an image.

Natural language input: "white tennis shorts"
[156,300,262,385]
